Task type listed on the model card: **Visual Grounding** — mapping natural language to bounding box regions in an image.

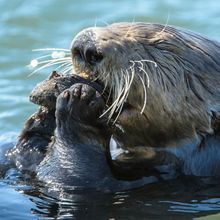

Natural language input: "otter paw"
[57,83,105,124]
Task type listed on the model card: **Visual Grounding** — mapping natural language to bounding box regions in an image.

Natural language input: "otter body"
[70,22,220,176]
[8,23,220,190]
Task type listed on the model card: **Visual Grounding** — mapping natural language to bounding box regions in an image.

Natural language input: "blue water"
[1,0,220,219]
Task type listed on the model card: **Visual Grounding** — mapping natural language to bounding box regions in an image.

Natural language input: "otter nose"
[84,47,103,65]
[72,45,103,66]
[71,40,103,66]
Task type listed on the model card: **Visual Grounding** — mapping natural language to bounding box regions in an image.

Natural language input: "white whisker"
[115,70,129,111]
[29,60,71,76]
[125,18,135,38]
[32,54,54,61]
[113,73,130,123]
[113,99,125,124]
[34,57,72,66]
[157,13,170,35]
[33,48,70,52]
[98,20,110,26]
[108,74,123,119]
[94,17,97,27]
[54,62,72,71]
[60,65,73,75]
[100,63,137,123]
[131,59,157,68]
[137,73,147,114]
[100,75,124,119]
[102,58,158,122]
[138,66,150,88]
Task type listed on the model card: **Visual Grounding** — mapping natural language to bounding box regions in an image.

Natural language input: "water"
[1,0,220,219]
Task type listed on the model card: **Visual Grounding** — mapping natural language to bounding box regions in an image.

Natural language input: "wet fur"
[9,23,220,183]
[71,23,220,176]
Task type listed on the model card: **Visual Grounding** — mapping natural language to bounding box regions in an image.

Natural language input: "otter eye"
[84,48,103,66]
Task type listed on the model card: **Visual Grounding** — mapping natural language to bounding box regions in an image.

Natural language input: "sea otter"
[70,22,220,176]
[8,23,220,188]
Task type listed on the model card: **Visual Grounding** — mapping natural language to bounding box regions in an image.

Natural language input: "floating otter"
[70,22,220,176]
[8,23,220,189]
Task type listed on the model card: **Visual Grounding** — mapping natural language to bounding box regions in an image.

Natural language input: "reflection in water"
[3,139,220,219]
[11,175,220,219]
[162,199,220,213]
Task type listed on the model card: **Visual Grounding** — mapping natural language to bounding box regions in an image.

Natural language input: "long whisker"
[32,54,54,61]
[97,20,110,26]
[115,70,129,111]
[125,18,135,38]
[117,67,135,110]
[137,73,147,114]
[102,74,111,94]
[132,59,157,68]
[94,17,97,27]
[100,62,137,123]
[32,59,71,72]
[60,65,73,75]
[33,48,70,52]
[108,74,123,120]
[113,73,130,123]
[130,59,157,88]
[113,100,125,124]
[33,57,72,66]
[157,13,170,35]
[100,75,125,119]
[106,83,113,104]
[54,62,72,71]
[138,66,150,88]
[29,60,71,76]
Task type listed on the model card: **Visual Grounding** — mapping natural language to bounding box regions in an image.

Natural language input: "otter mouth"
[75,69,96,80]
[77,71,114,112]
[71,57,114,109]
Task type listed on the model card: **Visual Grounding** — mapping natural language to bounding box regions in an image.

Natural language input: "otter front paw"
[56,83,105,125]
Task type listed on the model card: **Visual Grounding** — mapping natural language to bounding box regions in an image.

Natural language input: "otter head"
[70,22,220,148]
[70,23,155,121]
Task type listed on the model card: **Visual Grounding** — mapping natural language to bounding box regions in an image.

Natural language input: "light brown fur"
[70,23,220,176]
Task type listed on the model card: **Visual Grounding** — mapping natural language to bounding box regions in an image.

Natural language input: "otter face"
[70,23,158,122]
[70,22,185,122]
[56,83,105,127]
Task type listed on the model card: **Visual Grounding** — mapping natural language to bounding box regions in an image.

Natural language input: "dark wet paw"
[56,83,105,124]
